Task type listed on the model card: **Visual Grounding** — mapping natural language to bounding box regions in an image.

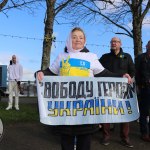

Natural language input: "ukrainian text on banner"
[37,76,139,125]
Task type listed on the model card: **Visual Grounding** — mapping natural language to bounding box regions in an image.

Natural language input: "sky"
[0,4,150,81]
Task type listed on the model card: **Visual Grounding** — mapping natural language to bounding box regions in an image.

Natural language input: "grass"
[0,102,39,124]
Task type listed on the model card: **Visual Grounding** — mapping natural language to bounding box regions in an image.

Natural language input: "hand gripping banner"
[36,76,139,125]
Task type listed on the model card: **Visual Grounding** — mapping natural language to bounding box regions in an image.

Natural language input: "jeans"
[8,81,19,107]
[103,123,130,142]
[61,134,91,150]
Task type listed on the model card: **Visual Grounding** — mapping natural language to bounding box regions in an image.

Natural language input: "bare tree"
[1,0,74,70]
[41,0,74,70]
[62,0,150,57]
[0,0,42,17]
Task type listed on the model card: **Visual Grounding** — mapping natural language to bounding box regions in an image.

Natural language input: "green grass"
[0,102,39,124]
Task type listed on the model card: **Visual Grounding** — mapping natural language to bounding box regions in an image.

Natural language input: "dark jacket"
[99,48,135,77]
[135,53,150,87]
[38,47,124,136]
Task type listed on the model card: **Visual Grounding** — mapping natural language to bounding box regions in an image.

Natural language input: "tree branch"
[82,2,133,38]
[55,0,75,16]
[141,0,150,22]
[115,32,132,37]
[1,0,40,11]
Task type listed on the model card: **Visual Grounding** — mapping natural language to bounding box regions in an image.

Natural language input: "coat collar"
[110,48,125,58]
[65,46,89,53]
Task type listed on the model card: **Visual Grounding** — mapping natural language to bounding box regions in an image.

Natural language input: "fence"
[20,81,37,97]
[0,81,37,98]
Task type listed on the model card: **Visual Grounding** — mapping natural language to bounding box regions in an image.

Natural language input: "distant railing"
[20,81,37,97]
[1,81,37,98]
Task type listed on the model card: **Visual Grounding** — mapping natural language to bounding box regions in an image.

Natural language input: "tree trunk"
[132,2,142,58]
[132,21,142,57]
[0,0,8,11]
[41,0,56,70]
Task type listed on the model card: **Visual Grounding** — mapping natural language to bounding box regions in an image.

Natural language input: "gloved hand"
[17,81,21,85]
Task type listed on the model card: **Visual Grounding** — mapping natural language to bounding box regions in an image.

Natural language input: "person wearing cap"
[99,37,135,148]
[135,40,150,142]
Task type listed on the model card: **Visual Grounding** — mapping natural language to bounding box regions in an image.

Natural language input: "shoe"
[20,90,24,95]
[6,106,12,110]
[141,135,150,142]
[121,140,133,148]
[15,106,19,111]
[102,139,110,146]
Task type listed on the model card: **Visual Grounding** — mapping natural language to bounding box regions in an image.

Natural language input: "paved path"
[0,121,150,150]
[0,97,150,150]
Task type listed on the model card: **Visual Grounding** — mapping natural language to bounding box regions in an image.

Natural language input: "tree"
[0,0,8,11]
[0,0,42,18]
[41,0,74,70]
[63,0,150,57]
[0,0,39,11]
[0,0,74,70]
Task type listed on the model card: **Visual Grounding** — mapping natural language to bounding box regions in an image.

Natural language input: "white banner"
[37,76,139,125]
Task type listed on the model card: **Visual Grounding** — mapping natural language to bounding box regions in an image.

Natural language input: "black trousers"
[61,134,91,150]
[139,87,150,136]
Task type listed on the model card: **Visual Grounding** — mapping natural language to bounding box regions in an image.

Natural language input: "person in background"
[135,40,150,142]
[99,37,135,148]
[6,55,23,111]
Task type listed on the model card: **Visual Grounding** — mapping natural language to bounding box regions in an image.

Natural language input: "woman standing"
[37,27,132,150]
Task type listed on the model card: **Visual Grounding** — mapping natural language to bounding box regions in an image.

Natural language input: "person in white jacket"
[6,55,23,110]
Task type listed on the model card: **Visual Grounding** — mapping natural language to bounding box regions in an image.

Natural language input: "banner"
[37,76,139,125]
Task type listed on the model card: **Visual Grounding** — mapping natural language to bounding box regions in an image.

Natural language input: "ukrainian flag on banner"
[60,56,90,77]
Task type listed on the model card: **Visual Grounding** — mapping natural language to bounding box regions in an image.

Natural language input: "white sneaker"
[15,106,19,110]
[6,106,12,110]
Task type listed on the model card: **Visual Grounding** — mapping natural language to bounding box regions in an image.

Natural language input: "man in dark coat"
[99,37,135,148]
[135,40,150,142]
